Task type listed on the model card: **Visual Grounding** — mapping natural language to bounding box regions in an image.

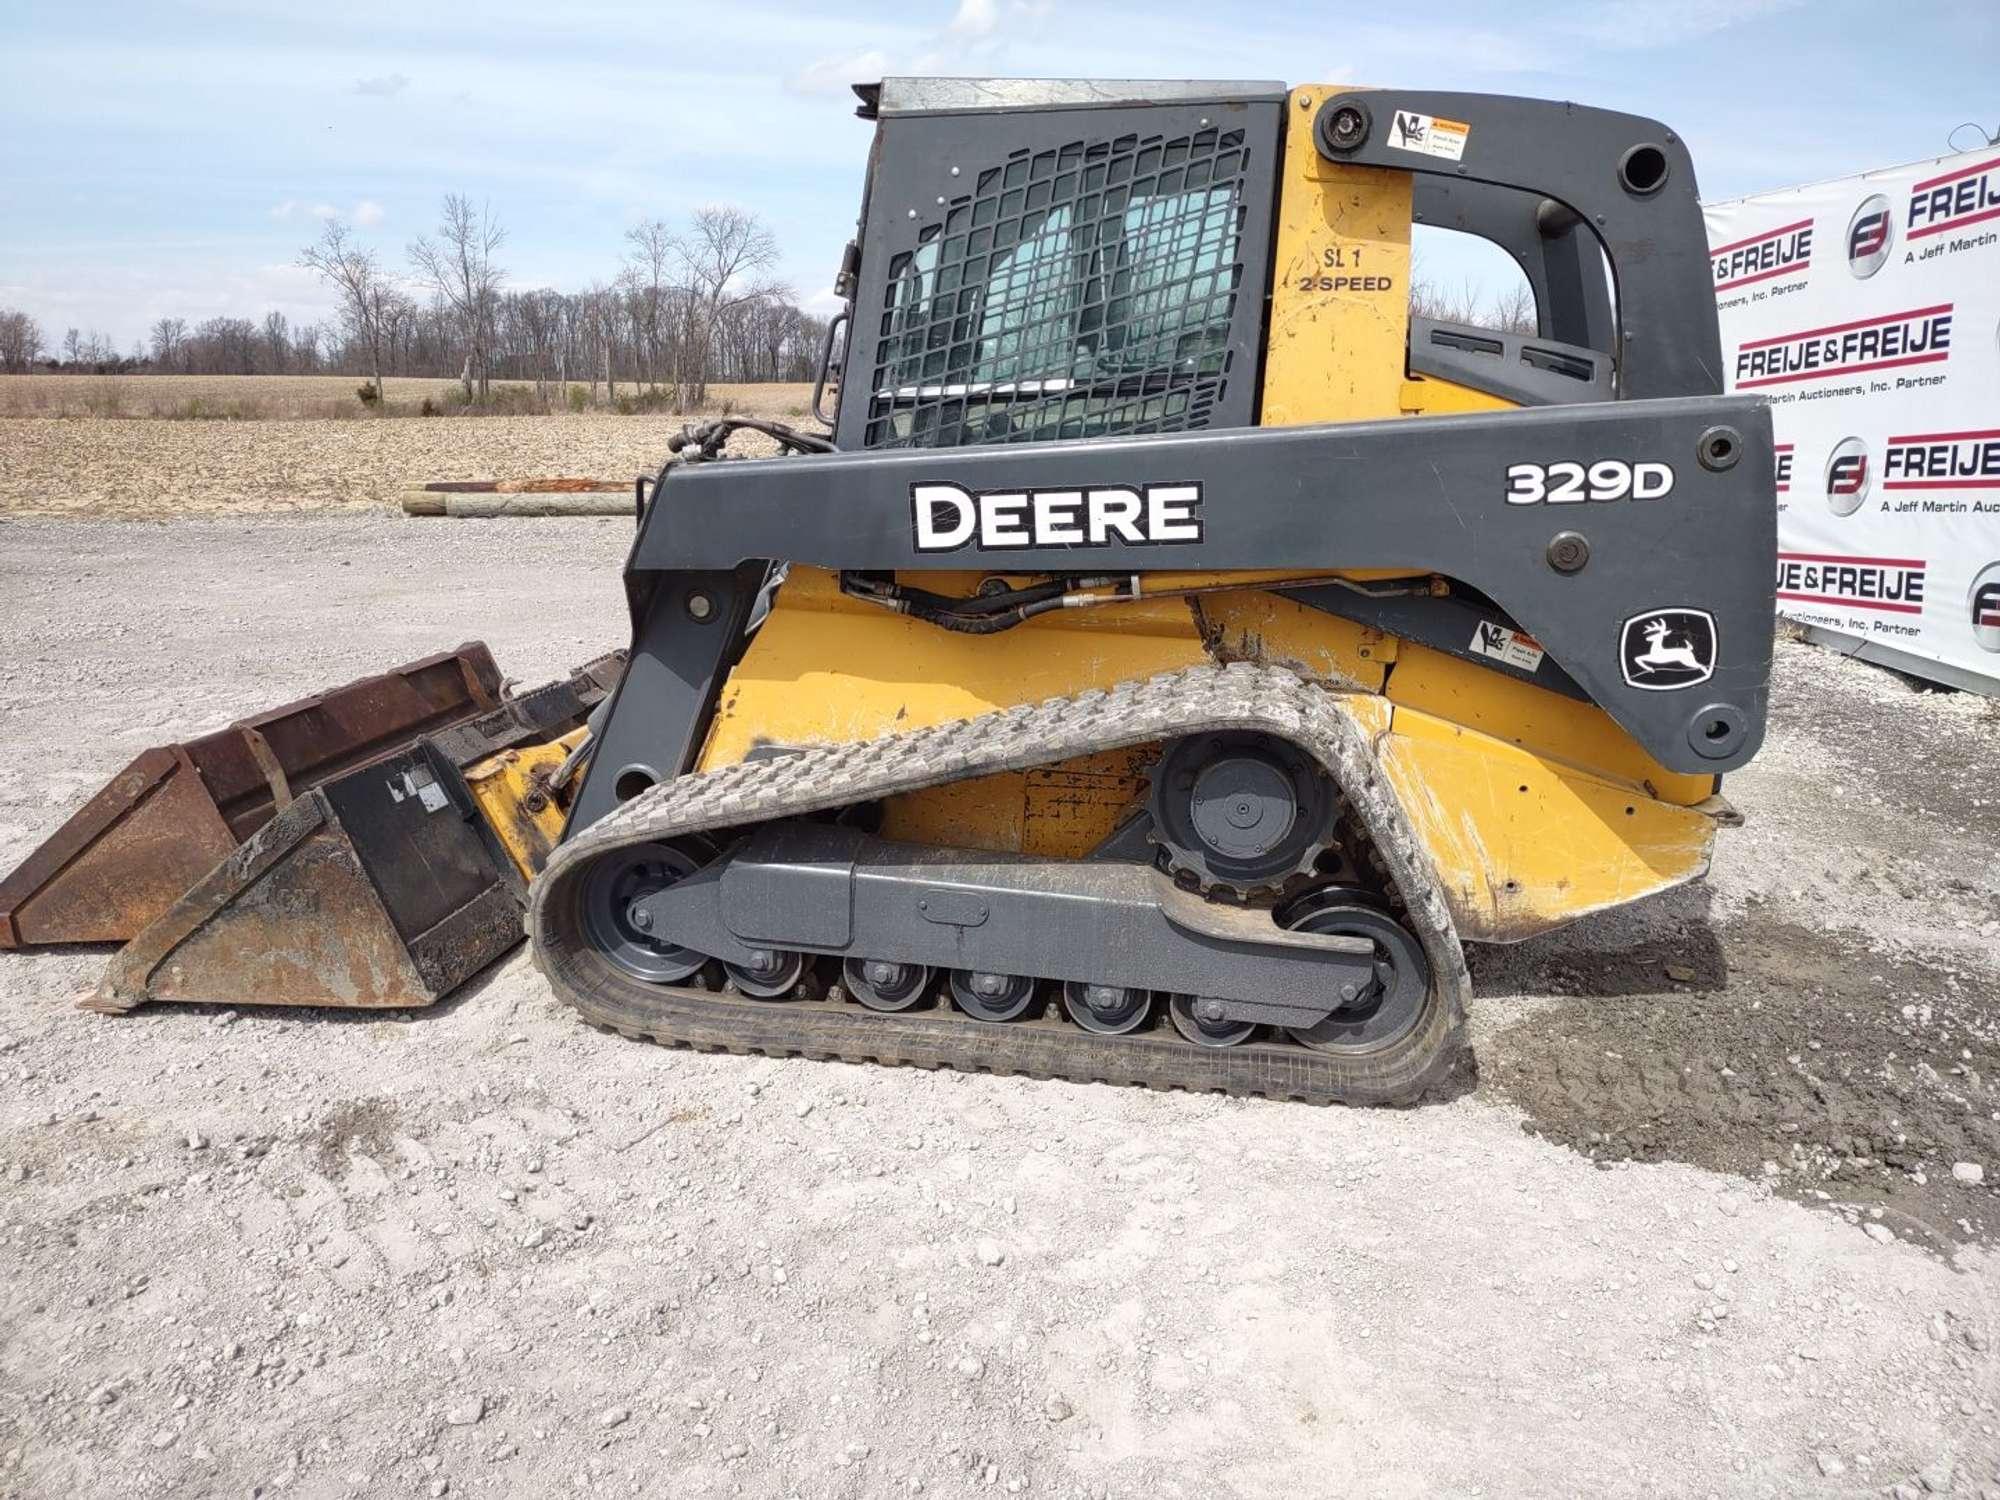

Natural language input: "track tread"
[531,664,1471,1107]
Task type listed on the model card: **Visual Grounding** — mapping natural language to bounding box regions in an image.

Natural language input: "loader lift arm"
[569,395,1772,834]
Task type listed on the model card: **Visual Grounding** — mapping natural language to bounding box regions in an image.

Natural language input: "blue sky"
[1,0,1994,350]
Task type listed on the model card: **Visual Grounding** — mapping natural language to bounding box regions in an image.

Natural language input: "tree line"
[0,197,1541,399]
[0,197,831,408]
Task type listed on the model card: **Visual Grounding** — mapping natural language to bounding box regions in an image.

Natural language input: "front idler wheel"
[1061,981,1153,1036]
[843,956,933,1012]
[949,969,1037,1023]
[580,841,709,984]
[1281,890,1430,1051]
[1168,993,1257,1048]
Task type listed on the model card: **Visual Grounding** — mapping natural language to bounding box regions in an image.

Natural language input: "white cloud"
[947,0,997,37]
[1343,22,1554,75]
[787,48,891,97]
[790,0,1052,94]
[1566,0,1806,50]
[1,256,342,349]
[353,71,410,98]
[269,198,361,225]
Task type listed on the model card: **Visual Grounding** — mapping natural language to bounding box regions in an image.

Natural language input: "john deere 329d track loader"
[5,80,1777,1106]
[526,78,1776,1105]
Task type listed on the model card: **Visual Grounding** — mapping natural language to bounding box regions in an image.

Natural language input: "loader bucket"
[89,741,524,1013]
[0,644,507,949]
[84,653,626,1014]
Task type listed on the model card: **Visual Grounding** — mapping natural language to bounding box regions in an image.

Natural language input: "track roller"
[1060,981,1153,1036]
[724,947,809,998]
[1168,992,1257,1048]
[949,970,1037,1022]
[843,956,933,1011]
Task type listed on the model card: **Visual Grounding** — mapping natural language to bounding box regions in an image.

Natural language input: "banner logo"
[1776,552,1927,614]
[1884,427,2000,491]
[1972,563,2000,653]
[1908,155,2000,241]
[1824,437,1872,515]
[1734,304,1953,388]
[1619,609,1717,691]
[1846,194,1895,277]
[1711,218,1814,292]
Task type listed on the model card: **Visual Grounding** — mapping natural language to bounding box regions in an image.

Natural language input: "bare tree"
[185,318,259,374]
[301,220,396,403]
[1409,271,1537,334]
[0,309,44,373]
[379,289,418,376]
[1487,282,1537,335]
[148,317,187,372]
[510,288,562,403]
[673,207,782,410]
[261,310,291,375]
[291,321,323,372]
[62,327,82,368]
[624,218,678,395]
[538,288,570,400]
[409,194,507,401]
[579,282,619,403]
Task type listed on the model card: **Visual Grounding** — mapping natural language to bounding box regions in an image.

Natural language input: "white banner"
[1705,149,2000,692]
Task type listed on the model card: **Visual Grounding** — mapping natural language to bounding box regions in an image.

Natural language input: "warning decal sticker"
[1468,621,1546,672]
[1387,110,1470,162]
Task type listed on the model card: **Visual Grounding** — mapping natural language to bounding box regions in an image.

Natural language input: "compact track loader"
[5,79,1778,1105]
[528,79,1776,1104]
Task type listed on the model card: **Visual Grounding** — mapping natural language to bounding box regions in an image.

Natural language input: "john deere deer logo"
[1620,609,1717,691]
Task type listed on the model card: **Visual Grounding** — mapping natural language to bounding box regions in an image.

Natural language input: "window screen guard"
[836,95,1284,450]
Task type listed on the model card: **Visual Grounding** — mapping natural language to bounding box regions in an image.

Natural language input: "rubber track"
[529,663,1471,1105]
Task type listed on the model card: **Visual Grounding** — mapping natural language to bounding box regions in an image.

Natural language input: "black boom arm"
[561,393,1774,836]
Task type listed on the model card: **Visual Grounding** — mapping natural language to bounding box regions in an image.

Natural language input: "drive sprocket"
[1144,731,1339,898]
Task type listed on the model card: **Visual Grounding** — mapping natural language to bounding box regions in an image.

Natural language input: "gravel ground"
[1,514,1997,1500]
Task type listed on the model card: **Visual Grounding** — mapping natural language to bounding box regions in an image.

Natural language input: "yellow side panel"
[876,746,1160,859]
[1398,375,1519,417]
[704,571,1412,857]
[1262,87,1413,426]
[1385,643,1713,805]
[698,567,1212,771]
[1192,588,1392,686]
[702,569,1213,855]
[463,728,586,880]
[1379,706,1717,942]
